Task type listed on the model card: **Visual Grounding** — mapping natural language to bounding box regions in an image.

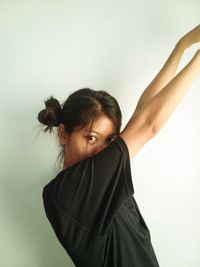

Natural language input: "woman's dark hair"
[37,88,122,163]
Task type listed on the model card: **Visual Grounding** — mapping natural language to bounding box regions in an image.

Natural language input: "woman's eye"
[88,135,97,143]
[87,135,116,144]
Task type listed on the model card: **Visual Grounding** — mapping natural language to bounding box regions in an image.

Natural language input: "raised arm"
[120,50,200,159]
[134,24,200,112]
[142,50,200,133]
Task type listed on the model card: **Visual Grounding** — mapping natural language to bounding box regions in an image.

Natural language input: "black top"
[42,136,160,267]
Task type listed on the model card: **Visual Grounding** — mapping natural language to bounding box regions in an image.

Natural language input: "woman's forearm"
[140,50,200,134]
[135,39,187,111]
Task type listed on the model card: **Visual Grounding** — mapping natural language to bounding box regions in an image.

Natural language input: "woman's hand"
[179,24,200,49]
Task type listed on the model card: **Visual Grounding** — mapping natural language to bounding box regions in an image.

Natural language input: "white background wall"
[0,0,200,266]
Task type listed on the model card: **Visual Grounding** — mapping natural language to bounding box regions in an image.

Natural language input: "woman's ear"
[57,124,67,145]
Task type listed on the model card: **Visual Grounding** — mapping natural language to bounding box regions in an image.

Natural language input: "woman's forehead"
[73,115,116,135]
[83,117,116,136]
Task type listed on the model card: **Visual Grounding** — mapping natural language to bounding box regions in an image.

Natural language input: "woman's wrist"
[175,37,189,51]
[176,24,200,50]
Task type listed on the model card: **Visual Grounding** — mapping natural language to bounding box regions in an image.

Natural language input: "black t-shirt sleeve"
[43,136,134,236]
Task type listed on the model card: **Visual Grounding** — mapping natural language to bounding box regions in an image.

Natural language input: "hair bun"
[37,96,63,133]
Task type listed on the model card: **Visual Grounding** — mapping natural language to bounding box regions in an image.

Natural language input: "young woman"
[38,24,200,267]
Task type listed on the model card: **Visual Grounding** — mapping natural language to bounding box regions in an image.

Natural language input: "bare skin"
[120,24,200,159]
[134,24,200,113]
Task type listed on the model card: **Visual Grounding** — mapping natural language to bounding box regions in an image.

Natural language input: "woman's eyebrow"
[85,129,116,136]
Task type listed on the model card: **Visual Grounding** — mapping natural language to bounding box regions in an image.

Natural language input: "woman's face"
[58,115,117,169]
